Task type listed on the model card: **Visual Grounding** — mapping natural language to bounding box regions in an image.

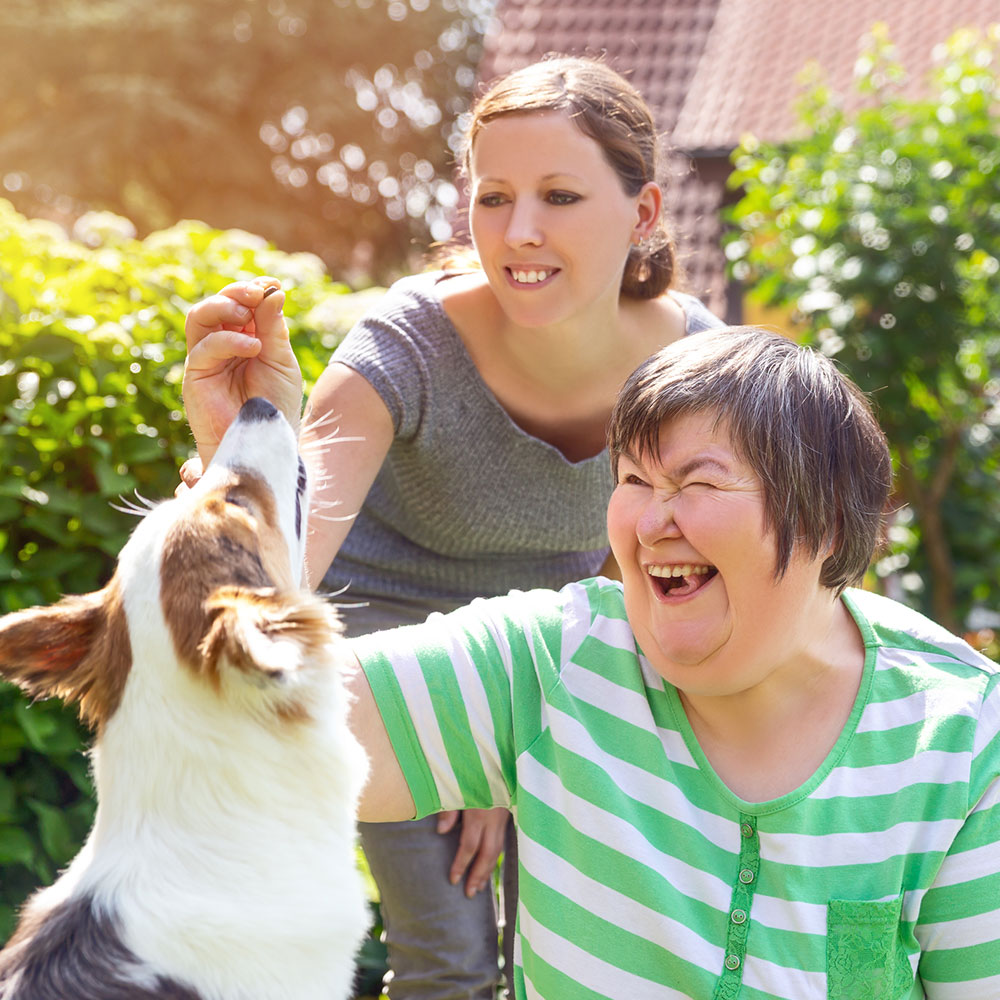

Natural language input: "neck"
[495,292,627,384]
[679,597,866,801]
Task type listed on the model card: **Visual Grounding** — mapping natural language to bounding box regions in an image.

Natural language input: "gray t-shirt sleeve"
[331,275,451,442]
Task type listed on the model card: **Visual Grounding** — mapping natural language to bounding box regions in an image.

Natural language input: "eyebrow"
[474,172,586,185]
[620,450,731,480]
[673,456,731,480]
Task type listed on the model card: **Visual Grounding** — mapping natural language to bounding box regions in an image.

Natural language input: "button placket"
[714,813,760,1000]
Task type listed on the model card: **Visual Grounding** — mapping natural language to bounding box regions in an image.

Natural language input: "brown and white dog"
[0,397,369,1000]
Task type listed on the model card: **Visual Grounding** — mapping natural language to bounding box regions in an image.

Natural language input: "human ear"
[632,182,663,241]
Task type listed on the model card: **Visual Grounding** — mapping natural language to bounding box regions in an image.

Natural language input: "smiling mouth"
[647,564,718,599]
[507,267,557,285]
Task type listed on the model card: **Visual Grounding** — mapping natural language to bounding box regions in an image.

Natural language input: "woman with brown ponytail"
[181,55,722,1000]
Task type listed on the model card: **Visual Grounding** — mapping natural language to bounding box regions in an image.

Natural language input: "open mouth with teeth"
[648,564,718,599]
[507,267,558,285]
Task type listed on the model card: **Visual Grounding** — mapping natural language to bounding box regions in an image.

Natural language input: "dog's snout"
[239,397,279,423]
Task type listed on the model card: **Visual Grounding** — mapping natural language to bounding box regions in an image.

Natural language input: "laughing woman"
[347,327,1000,1000]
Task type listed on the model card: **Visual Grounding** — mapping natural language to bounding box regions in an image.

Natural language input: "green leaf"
[0,825,36,867]
[27,799,76,865]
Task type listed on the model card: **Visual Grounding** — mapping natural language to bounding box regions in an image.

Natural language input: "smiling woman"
[346,326,1000,1000]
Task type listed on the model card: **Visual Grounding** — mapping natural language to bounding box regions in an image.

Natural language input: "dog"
[0,397,370,1000]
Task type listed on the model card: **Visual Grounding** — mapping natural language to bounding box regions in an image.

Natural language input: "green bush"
[0,198,381,937]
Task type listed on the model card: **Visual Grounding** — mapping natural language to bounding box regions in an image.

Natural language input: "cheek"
[606,491,637,562]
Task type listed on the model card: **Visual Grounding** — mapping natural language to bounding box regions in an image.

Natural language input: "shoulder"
[843,588,998,676]
[667,289,726,333]
[366,270,450,320]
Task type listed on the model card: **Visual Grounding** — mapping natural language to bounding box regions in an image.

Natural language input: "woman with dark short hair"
[346,328,1000,999]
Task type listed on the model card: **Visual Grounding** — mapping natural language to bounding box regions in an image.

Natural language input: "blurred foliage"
[0,197,382,941]
[727,25,1000,637]
[0,0,495,285]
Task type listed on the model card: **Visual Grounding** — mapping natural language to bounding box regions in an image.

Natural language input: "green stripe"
[920,937,1000,983]
[519,863,721,997]
[529,733,738,874]
[360,649,441,815]
[416,643,493,807]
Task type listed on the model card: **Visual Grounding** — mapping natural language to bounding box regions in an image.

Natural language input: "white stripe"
[812,750,971,799]
[974,682,1000,758]
[559,583,596,663]
[920,971,1000,999]
[438,622,509,806]
[760,817,963,868]
[856,686,977,733]
[928,836,1000,890]
[390,644,462,807]
[518,756,734,914]
[972,774,1000,813]
[742,949,826,999]
[748,891,828,936]
[543,704,740,849]
[518,845,719,999]
[561,664,698,768]
[591,612,637,652]
[917,905,1000,951]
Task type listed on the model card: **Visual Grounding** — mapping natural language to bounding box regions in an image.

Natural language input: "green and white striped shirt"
[355,578,1000,1000]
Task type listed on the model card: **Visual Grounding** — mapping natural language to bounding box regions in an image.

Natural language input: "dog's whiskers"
[111,492,157,517]
[310,512,358,525]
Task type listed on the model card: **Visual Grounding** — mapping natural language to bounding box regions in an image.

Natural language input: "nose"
[239,397,279,423]
[504,198,543,249]
[635,493,681,547]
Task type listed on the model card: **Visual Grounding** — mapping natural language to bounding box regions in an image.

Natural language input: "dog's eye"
[225,492,249,510]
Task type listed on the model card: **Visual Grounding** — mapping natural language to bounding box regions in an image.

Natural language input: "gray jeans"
[359,815,517,999]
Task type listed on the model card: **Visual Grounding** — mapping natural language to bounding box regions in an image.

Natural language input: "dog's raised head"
[0,396,325,730]
[0,398,368,1000]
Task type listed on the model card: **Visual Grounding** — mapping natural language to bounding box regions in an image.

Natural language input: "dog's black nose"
[239,397,279,423]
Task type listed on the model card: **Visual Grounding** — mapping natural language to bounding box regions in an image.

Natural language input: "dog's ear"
[198,586,335,684]
[0,585,131,728]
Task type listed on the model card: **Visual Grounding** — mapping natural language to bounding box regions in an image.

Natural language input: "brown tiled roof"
[673,0,1000,151]
[481,0,722,133]
[478,0,999,317]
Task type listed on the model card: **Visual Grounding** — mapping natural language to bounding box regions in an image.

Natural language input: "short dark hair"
[459,55,677,299]
[608,327,892,593]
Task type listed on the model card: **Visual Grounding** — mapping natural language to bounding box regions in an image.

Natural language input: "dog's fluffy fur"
[0,398,370,1000]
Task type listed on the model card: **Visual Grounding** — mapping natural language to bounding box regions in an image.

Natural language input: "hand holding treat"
[183,277,303,464]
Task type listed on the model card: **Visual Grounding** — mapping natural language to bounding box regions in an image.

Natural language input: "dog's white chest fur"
[0,399,370,1000]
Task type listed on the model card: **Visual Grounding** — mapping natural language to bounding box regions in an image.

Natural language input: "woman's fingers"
[184,279,281,350]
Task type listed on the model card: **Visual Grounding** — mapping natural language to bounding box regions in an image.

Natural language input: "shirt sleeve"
[329,278,432,441]
[916,671,1000,998]
[352,589,566,818]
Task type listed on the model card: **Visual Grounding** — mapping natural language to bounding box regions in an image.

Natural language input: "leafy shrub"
[0,198,381,937]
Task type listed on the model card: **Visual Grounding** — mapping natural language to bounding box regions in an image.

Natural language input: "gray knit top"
[320,271,723,636]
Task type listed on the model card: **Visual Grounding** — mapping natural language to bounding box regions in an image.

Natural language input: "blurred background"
[1,1,999,993]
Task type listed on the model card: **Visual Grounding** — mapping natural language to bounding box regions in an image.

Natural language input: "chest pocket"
[827,897,914,999]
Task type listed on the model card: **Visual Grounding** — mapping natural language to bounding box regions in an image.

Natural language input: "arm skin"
[183,279,511,897]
